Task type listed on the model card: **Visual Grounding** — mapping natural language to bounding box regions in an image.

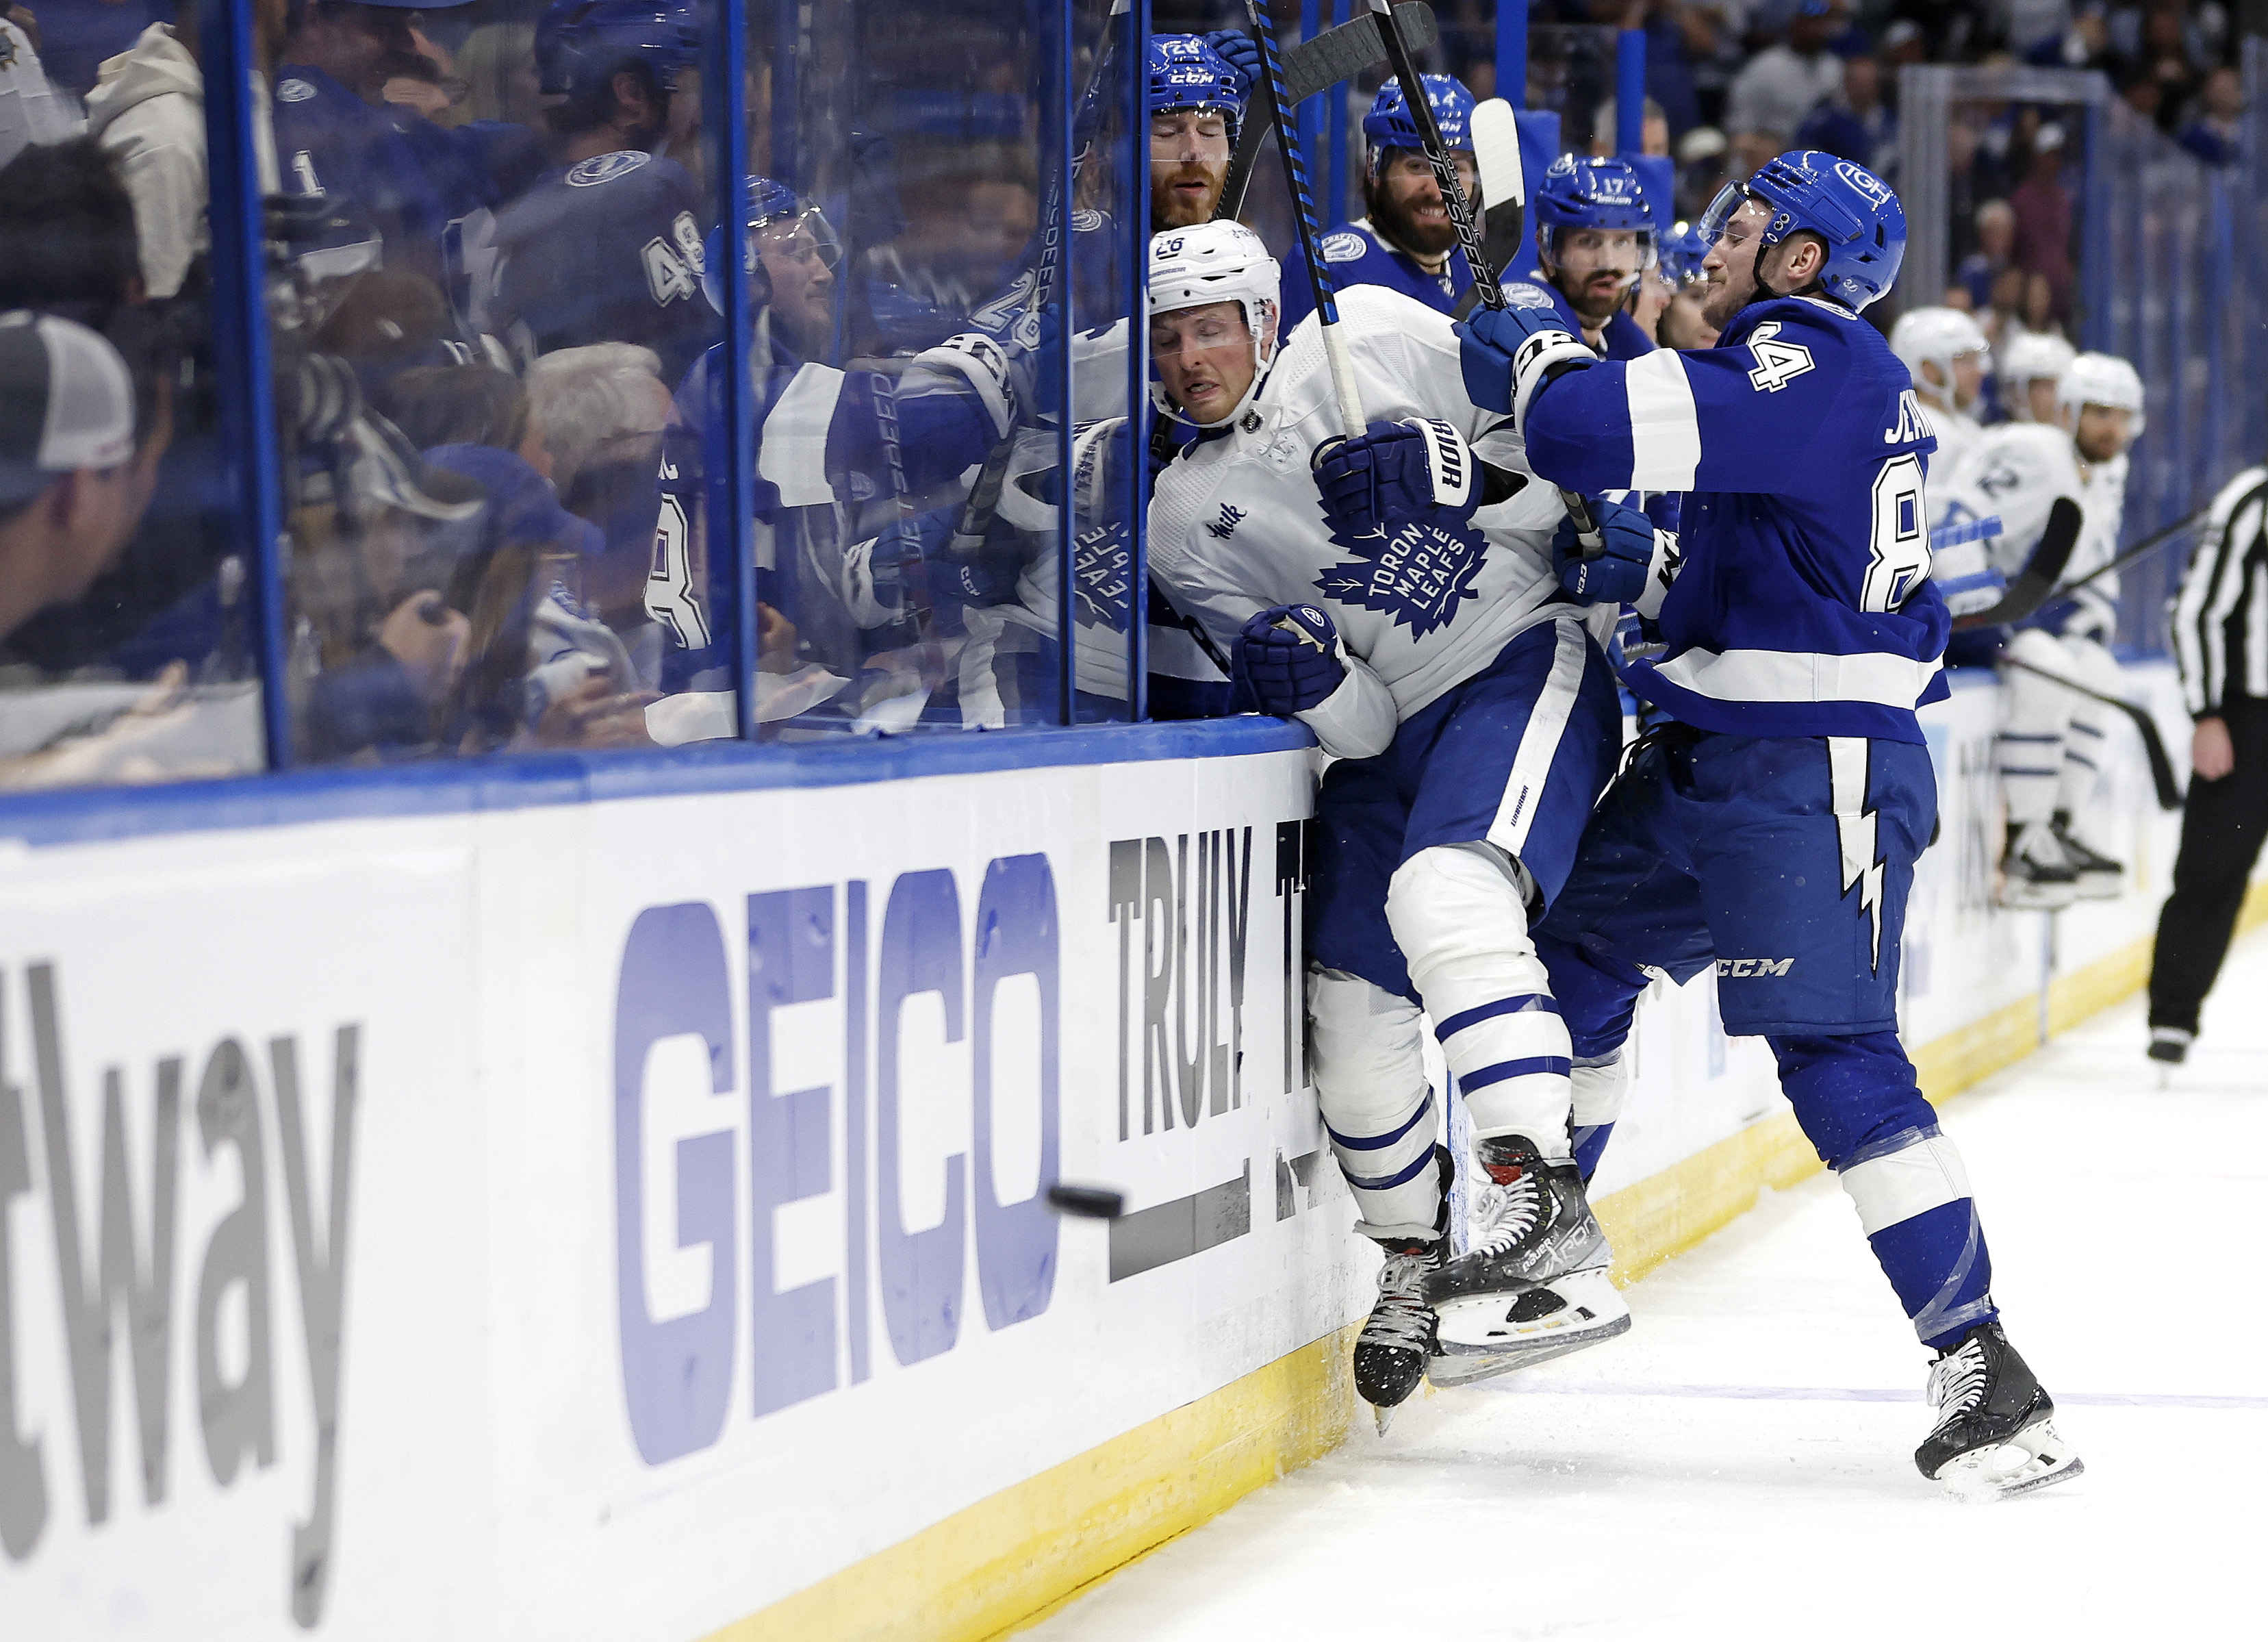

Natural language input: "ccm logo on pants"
[1716,957,1796,977]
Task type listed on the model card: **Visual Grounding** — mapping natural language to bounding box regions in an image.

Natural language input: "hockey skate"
[1916,1321,2083,1500]
[1423,1137,1629,1365]
[2148,1026,2191,1087]
[1998,821,2080,910]
[2051,811,2123,900]
[1354,1239,1442,1434]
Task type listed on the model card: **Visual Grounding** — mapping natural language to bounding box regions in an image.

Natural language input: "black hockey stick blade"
[1046,1183,1126,1220]
[1950,495,2083,631]
[1219,2,1438,220]
[1998,651,2184,809]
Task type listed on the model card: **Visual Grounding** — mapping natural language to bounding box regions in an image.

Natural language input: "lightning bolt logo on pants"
[1828,737,1886,974]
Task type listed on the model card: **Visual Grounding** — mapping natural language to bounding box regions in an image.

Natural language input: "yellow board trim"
[714,881,2268,1642]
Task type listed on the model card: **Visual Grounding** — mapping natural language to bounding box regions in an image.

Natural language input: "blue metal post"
[1496,0,1527,109]
[1130,0,1151,720]
[201,0,289,768]
[1615,25,1644,155]
[2078,101,2113,352]
[711,0,759,740]
[1054,0,1076,724]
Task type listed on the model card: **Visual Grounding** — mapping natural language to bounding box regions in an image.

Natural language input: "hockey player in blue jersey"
[1497,155,1659,362]
[1457,150,2082,1499]
[483,0,713,380]
[1277,75,1479,331]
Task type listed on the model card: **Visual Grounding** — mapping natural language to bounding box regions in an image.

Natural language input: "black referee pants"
[2149,696,2268,1035]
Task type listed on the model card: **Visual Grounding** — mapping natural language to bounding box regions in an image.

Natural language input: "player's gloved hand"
[1456,304,1594,431]
[1313,418,1479,543]
[858,510,1019,623]
[1202,30,1262,99]
[913,307,1060,437]
[1551,496,1655,605]
[1233,603,1346,716]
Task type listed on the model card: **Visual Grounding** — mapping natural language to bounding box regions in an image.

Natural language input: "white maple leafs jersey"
[1935,422,2128,633]
[1149,284,1588,759]
[1922,403,1986,494]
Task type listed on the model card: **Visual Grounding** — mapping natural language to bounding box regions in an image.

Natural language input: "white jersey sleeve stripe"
[1488,618,1590,857]
[1651,645,1943,710]
[759,364,847,507]
[1622,350,1701,491]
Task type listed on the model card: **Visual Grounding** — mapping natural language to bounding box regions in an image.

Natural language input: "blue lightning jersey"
[1500,278,1657,362]
[1521,293,1948,744]
[1279,220,1470,333]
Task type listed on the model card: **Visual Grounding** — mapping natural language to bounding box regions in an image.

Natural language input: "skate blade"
[1434,1268,1630,1356]
[1425,1331,1604,1387]
[1935,1420,2085,1502]
[2072,880,2122,901]
[1373,1402,1397,1437]
[1998,887,2078,911]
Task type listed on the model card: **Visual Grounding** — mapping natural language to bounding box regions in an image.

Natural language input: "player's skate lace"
[1926,1337,1989,1419]
[1357,1248,1436,1353]
[1467,1169,1547,1260]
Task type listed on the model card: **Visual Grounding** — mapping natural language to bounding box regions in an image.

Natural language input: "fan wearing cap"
[1460,152,2085,1500]
[1889,305,1991,486]
[1147,221,1661,1423]
[1278,75,1481,333]
[0,312,159,646]
[1933,351,2145,909]
[481,0,711,379]
[1497,155,1660,361]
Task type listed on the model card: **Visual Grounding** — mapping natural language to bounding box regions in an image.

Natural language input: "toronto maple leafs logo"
[1316,517,1488,639]
[1075,522,1132,631]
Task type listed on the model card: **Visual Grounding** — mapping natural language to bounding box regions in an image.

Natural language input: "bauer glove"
[1314,418,1479,544]
[1456,303,1594,431]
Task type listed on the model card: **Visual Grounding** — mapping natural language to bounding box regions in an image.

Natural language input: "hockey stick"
[1364,0,1605,556]
[1220,2,1440,220]
[1245,0,1367,452]
[1949,496,2082,631]
[1455,97,1526,312]
[1998,650,2184,810]
[2050,503,2208,601]
[945,0,1130,562]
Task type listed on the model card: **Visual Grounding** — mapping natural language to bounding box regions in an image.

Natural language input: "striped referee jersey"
[2172,464,2268,718]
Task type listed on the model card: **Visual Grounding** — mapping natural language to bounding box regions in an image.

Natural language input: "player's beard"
[1559,268,1631,328]
[1698,263,1757,331]
[1153,160,1225,228]
[1364,176,1457,259]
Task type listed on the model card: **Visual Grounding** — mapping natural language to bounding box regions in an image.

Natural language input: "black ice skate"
[1423,1137,1629,1363]
[1998,820,2080,910]
[2051,811,2123,900]
[1355,1239,1441,1435]
[2147,1026,2192,1066]
[1915,1320,2083,1500]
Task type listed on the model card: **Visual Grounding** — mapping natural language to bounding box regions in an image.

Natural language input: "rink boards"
[0,670,2245,1641]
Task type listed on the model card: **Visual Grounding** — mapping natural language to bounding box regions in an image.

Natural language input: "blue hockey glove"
[1456,303,1596,430]
[1202,30,1262,100]
[1234,603,1345,715]
[1551,496,1654,606]
[1314,418,1479,543]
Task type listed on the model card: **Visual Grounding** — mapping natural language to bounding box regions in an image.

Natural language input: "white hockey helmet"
[1998,331,2073,393]
[1889,306,1991,404]
[2056,350,2145,434]
[1147,221,1282,429]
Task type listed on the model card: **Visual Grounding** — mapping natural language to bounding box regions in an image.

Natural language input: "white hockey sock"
[2055,635,2123,817]
[1570,1052,1628,1159]
[1308,967,1442,1241]
[1386,844,1573,1163]
[1999,629,2078,828]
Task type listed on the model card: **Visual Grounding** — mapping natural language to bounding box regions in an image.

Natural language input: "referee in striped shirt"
[2148,462,2268,1067]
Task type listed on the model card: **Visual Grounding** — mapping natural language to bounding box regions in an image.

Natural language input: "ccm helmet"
[2056,351,2146,435]
[1889,305,1991,403]
[1533,154,1660,274]
[1149,35,1247,144]
[1147,221,1282,428]
[1698,149,1905,312]
[1363,74,1475,174]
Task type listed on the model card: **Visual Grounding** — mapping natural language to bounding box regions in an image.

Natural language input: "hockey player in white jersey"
[1935,351,2143,907]
[1144,221,1652,1424]
[1997,331,2074,425]
[1889,305,1991,487]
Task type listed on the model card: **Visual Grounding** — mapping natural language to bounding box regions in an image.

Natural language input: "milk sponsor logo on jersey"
[1320,231,1366,263]
[568,150,652,188]
[1206,503,1247,540]
[1316,518,1488,639]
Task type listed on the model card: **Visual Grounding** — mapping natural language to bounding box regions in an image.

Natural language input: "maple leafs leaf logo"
[1314,517,1488,640]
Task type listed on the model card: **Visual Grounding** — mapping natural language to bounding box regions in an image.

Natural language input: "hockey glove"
[912,306,1060,438]
[1202,30,1262,101]
[1456,304,1594,433]
[1313,419,1479,543]
[1234,603,1346,716]
[1551,496,1655,606]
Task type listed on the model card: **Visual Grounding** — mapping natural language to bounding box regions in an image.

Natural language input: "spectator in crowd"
[524,342,672,622]
[1878,16,1928,90]
[0,10,81,171]
[2122,0,2210,130]
[385,362,558,482]
[1889,0,1983,61]
[457,20,542,126]
[1674,123,1728,218]
[2009,121,2074,317]
[1724,0,1849,140]
[1588,94,1670,157]
[1956,198,2016,312]
[2177,64,2246,165]
[2028,3,2117,69]
[0,137,144,329]
[1793,49,1895,175]
[1726,125,1786,185]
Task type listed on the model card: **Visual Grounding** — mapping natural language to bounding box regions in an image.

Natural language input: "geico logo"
[1713,957,1796,977]
[0,963,361,1626]
[613,859,1061,1465]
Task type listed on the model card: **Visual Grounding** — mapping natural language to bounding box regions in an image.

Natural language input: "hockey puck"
[1045,1183,1125,1220]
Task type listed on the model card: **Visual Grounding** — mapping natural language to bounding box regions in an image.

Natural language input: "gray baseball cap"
[0,310,136,508]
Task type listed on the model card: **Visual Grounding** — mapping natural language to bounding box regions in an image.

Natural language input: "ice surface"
[1029,930,2268,1640]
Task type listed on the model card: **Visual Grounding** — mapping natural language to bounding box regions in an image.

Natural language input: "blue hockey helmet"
[535,0,700,101]
[1697,149,1905,312]
[1362,73,1475,170]
[1533,155,1659,272]
[1657,223,1711,287]
[1148,36,1245,144]
[702,176,838,314]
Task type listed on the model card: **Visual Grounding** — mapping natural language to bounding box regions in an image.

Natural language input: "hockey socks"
[1308,968,1446,1240]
